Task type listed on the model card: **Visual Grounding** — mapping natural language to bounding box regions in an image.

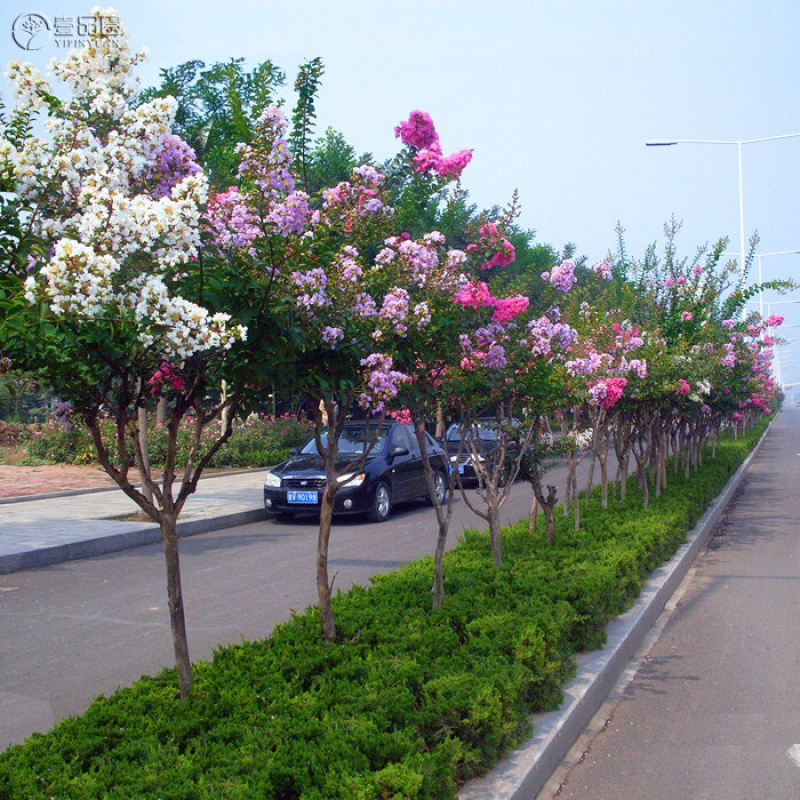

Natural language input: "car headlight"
[337,472,365,487]
[264,472,282,488]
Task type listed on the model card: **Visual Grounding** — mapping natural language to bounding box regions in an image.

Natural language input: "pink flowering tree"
[565,303,650,515]
[385,211,527,602]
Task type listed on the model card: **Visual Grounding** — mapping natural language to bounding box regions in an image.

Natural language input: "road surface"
[540,410,800,800]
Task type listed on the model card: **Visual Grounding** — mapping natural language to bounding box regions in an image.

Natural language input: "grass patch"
[0,422,767,799]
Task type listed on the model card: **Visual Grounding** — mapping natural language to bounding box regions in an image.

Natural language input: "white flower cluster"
[23,239,118,316]
[689,379,712,403]
[133,276,247,358]
[76,172,207,265]
[15,10,245,361]
[0,138,18,183]
[572,428,594,450]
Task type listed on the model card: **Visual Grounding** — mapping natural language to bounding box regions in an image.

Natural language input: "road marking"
[787,745,800,769]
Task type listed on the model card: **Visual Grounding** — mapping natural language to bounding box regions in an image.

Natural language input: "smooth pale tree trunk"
[312,397,341,643]
[317,483,337,642]
[488,504,502,567]
[532,478,558,545]
[160,511,193,697]
[156,396,168,425]
[412,410,454,609]
[137,404,153,505]
[86,387,239,700]
[528,493,538,534]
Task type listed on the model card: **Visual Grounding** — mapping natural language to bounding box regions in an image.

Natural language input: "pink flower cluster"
[266,190,313,236]
[237,106,295,202]
[388,408,413,425]
[492,295,529,324]
[394,110,439,150]
[358,353,408,412]
[148,362,185,394]
[395,110,473,181]
[676,379,691,395]
[472,223,516,270]
[681,311,694,322]
[452,281,529,325]
[144,134,201,199]
[766,314,784,328]
[453,280,494,309]
[592,260,612,279]
[542,260,577,293]
[588,376,628,408]
[206,187,260,251]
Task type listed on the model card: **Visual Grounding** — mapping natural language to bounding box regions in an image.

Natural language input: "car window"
[301,425,390,456]
[445,423,501,441]
[393,425,416,453]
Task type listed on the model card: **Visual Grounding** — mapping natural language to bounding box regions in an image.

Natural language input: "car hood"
[273,452,378,477]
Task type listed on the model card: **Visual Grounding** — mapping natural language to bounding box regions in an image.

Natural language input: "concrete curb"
[0,466,271,506]
[0,508,269,574]
[459,419,773,800]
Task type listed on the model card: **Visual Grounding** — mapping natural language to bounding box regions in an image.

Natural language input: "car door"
[386,425,418,502]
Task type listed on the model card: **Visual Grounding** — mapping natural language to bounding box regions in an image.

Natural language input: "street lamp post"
[646,134,800,289]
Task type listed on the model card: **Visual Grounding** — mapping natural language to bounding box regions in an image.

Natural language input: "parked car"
[443,418,521,484]
[263,421,449,522]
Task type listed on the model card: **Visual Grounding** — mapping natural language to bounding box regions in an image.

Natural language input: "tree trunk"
[317,485,337,642]
[413,411,452,609]
[430,516,448,608]
[156,396,168,425]
[488,504,502,567]
[528,492,538,534]
[160,512,193,699]
[599,448,609,509]
[137,405,153,505]
[573,466,580,531]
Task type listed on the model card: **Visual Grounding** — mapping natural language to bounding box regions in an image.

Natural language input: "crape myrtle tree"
[598,223,790,511]
[383,110,537,602]
[442,277,578,566]
[0,12,313,699]
[214,105,492,640]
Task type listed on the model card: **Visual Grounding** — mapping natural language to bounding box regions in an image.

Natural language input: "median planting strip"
[0,421,770,798]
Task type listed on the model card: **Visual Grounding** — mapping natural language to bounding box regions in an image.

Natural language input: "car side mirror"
[391,445,410,459]
[289,448,299,456]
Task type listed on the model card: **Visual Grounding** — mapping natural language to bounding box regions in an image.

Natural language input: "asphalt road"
[540,409,800,800]
[0,462,587,750]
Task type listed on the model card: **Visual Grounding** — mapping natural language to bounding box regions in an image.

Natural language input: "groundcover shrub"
[25,413,313,469]
[0,422,767,799]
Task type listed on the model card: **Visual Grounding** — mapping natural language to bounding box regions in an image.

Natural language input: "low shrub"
[0,422,768,799]
[25,413,313,470]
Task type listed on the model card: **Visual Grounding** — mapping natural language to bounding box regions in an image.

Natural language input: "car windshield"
[301,425,390,455]
[446,423,502,442]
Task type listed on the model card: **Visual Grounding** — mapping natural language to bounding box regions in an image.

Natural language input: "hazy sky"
[3,1,800,388]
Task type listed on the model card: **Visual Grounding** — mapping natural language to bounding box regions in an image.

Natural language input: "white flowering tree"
[0,10,252,698]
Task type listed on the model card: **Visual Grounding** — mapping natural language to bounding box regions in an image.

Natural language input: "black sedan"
[443,418,520,483]
[263,421,449,522]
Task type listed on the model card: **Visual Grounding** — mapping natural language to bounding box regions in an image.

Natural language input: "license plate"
[287,490,318,504]
[458,464,465,474]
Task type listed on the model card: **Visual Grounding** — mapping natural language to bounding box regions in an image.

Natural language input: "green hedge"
[0,422,767,799]
[25,414,313,469]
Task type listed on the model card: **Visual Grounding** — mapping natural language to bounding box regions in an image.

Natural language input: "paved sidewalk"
[0,469,270,574]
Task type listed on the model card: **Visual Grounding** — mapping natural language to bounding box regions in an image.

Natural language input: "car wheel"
[428,471,447,506]
[369,482,392,522]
